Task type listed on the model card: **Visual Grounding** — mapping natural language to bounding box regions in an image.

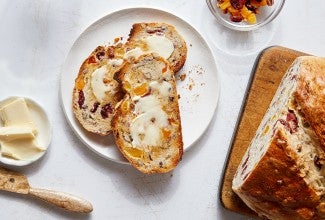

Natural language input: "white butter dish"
[0,97,52,166]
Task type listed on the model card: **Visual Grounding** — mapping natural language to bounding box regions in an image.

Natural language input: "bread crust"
[295,56,325,149]
[234,128,320,220]
[112,54,183,173]
[127,23,187,73]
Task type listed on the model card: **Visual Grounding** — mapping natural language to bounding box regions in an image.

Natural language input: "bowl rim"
[206,0,286,31]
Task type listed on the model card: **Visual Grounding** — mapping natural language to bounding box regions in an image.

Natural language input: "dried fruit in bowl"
[217,0,274,24]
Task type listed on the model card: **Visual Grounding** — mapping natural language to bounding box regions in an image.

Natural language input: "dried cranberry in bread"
[112,54,183,173]
[125,23,187,73]
[72,45,125,135]
[232,56,325,220]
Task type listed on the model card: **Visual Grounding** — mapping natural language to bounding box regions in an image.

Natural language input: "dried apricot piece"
[133,83,149,96]
[76,77,85,90]
[124,147,143,158]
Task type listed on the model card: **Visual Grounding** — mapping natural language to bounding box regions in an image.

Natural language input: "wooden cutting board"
[219,46,307,217]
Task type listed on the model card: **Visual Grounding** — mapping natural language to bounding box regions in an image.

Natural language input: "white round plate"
[0,97,52,166]
[60,7,219,164]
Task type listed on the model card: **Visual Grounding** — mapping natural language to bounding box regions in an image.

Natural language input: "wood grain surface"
[219,46,307,217]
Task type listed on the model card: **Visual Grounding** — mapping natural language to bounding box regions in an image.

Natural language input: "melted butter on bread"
[130,79,173,147]
[91,61,122,102]
[124,36,174,60]
[124,47,144,60]
[130,107,168,147]
[144,35,174,59]
[149,81,172,97]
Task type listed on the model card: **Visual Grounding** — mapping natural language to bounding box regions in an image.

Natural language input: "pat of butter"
[130,109,168,147]
[149,81,172,97]
[123,36,174,60]
[123,47,144,60]
[144,35,174,59]
[131,94,169,147]
[0,97,44,161]
[1,139,44,160]
[0,98,37,134]
[107,58,123,67]
[91,65,115,102]
[0,126,35,141]
[134,95,160,114]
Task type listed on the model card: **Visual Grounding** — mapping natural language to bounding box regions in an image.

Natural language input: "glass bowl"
[206,0,285,31]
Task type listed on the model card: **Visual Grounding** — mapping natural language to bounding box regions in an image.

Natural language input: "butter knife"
[0,167,93,213]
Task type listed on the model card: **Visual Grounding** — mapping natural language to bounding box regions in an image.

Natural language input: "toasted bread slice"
[126,23,187,73]
[112,54,183,173]
[72,45,125,135]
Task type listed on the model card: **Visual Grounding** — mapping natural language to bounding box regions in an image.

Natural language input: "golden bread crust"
[295,56,325,149]
[235,129,320,220]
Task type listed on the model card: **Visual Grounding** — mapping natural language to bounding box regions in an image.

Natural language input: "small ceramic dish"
[206,0,285,31]
[0,97,52,166]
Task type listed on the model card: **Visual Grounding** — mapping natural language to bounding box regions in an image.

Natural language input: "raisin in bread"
[125,23,187,73]
[72,45,125,135]
[112,53,183,173]
[232,56,325,220]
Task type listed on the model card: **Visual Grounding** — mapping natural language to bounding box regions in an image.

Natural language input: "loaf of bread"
[72,22,187,136]
[112,53,183,173]
[72,45,125,135]
[232,56,325,220]
[126,22,187,73]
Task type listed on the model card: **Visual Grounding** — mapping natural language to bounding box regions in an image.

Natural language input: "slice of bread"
[232,56,325,219]
[126,23,187,73]
[72,23,187,136]
[112,53,183,173]
[72,44,125,135]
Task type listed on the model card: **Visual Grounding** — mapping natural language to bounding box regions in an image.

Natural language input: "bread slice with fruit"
[72,44,125,135]
[112,53,183,173]
[125,22,187,73]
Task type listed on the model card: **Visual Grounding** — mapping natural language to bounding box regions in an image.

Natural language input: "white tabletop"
[0,0,324,219]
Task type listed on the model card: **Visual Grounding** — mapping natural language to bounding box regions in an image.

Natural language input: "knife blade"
[0,167,93,213]
[0,167,29,194]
